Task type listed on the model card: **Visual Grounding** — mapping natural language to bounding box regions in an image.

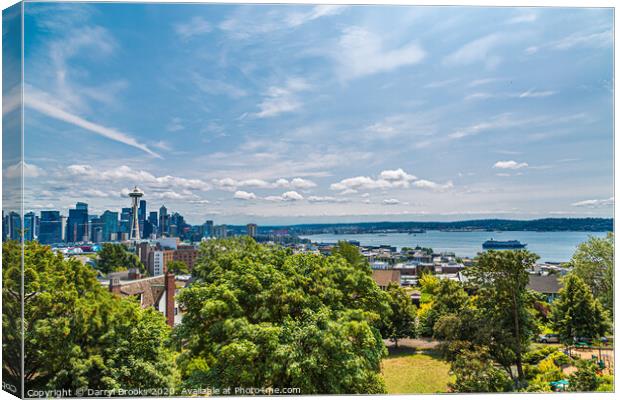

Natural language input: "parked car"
[538,334,560,343]
[574,336,609,345]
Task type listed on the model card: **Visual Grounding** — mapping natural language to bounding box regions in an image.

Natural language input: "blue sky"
[13,3,614,224]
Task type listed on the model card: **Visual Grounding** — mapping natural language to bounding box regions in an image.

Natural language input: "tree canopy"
[570,232,613,313]
[550,274,610,345]
[96,243,145,274]
[2,240,176,393]
[167,260,189,275]
[380,282,416,347]
[174,237,390,394]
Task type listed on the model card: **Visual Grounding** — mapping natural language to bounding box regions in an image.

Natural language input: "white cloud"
[307,196,349,203]
[26,88,161,158]
[518,89,555,98]
[254,78,311,118]
[166,117,184,132]
[331,168,419,192]
[213,176,316,191]
[234,190,257,200]
[526,29,612,55]
[3,161,46,179]
[285,5,346,27]
[82,189,111,198]
[67,164,211,191]
[383,198,401,205]
[493,160,529,169]
[192,73,247,99]
[336,26,425,80]
[507,12,537,24]
[413,180,454,191]
[571,197,614,208]
[265,191,304,202]
[444,33,503,69]
[175,16,212,40]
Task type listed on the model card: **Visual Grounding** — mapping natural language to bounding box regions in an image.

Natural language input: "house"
[527,274,562,302]
[108,270,180,326]
[372,269,401,290]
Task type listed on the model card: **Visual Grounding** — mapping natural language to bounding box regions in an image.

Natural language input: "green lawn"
[381,349,453,394]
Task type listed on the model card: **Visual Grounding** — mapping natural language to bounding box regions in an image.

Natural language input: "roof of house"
[115,275,166,308]
[527,274,562,294]
[372,269,401,287]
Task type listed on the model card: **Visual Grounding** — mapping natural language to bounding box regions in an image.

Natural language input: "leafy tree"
[381,283,417,347]
[417,278,469,338]
[449,347,512,393]
[2,241,176,393]
[167,260,189,275]
[175,237,390,394]
[550,274,610,346]
[467,250,539,386]
[96,243,145,274]
[332,240,368,269]
[569,360,601,392]
[570,233,613,312]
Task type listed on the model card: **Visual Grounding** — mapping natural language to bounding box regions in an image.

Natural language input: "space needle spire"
[129,186,143,241]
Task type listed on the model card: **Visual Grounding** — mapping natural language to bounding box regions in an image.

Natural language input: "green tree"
[467,250,539,386]
[167,260,189,275]
[550,274,610,346]
[332,240,368,269]
[449,347,512,393]
[568,360,601,392]
[381,283,417,347]
[570,233,613,312]
[174,237,390,394]
[2,241,176,393]
[96,243,145,274]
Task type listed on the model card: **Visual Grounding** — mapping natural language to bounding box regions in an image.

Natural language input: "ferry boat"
[482,239,527,250]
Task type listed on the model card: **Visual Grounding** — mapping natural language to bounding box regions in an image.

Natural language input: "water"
[299,231,610,263]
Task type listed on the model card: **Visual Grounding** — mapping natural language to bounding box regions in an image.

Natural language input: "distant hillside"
[251,218,613,234]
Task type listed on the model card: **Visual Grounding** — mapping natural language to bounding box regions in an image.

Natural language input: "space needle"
[129,186,143,241]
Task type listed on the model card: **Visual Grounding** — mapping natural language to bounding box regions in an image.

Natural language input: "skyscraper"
[129,187,143,241]
[39,211,62,245]
[159,205,168,237]
[139,199,147,237]
[66,202,88,243]
[90,216,103,243]
[246,223,257,238]
[101,210,119,242]
[203,220,214,238]
[24,211,36,241]
[148,211,158,227]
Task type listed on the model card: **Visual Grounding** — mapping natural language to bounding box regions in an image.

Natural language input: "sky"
[9,3,614,225]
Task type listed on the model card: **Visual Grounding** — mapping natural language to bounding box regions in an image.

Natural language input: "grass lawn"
[381,347,453,394]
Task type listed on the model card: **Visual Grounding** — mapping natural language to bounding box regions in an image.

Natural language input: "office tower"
[39,211,62,245]
[60,215,67,242]
[148,211,158,228]
[120,207,132,235]
[246,223,257,238]
[24,211,36,241]
[8,211,21,241]
[101,210,119,242]
[129,186,143,241]
[203,220,214,238]
[159,205,168,237]
[66,202,89,243]
[214,224,227,238]
[143,220,153,238]
[90,216,103,243]
[139,199,146,236]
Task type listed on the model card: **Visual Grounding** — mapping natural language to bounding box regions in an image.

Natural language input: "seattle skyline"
[8,3,613,225]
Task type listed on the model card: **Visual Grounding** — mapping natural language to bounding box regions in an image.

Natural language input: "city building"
[246,223,257,238]
[214,224,227,238]
[203,220,214,238]
[24,211,36,241]
[101,210,119,242]
[39,211,62,244]
[173,245,199,270]
[148,249,175,276]
[90,216,103,243]
[159,205,168,237]
[66,202,89,243]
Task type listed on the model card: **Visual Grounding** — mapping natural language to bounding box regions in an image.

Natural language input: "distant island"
[233,218,613,235]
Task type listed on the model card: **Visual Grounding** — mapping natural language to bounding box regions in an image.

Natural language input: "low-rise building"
[372,269,401,290]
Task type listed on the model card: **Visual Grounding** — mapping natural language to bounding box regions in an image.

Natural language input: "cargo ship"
[482,239,527,250]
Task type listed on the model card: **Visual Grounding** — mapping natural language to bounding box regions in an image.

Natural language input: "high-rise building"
[90,216,103,243]
[246,223,257,238]
[148,211,158,227]
[139,199,147,237]
[24,211,36,241]
[214,224,227,238]
[39,211,62,245]
[101,210,119,242]
[203,220,214,238]
[66,202,89,243]
[159,205,168,237]
[8,211,21,241]
[120,207,132,236]
[129,187,143,241]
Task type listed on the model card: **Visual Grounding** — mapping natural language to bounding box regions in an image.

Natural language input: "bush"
[596,375,613,392]
[523,346,557,365]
